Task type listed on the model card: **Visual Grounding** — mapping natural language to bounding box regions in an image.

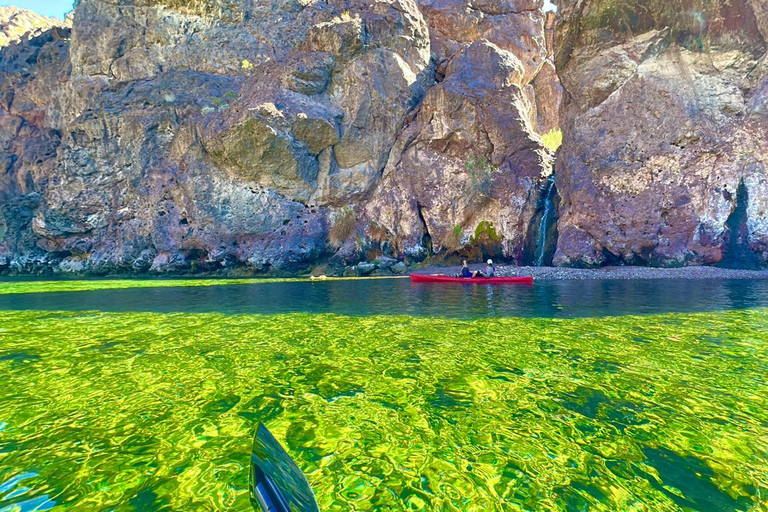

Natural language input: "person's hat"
[487,259,493,264]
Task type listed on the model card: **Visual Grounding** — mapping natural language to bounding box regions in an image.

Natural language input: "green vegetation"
[470,220,500,245]
[241,59,255,71]
[210,91,237,110]
[329,206,357,248]
[540,128,563,153]
[0,277,406,296]
[1,302,767,509]
[464,155,499,199]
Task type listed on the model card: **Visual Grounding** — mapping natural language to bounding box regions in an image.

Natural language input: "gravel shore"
[413,265,768,280]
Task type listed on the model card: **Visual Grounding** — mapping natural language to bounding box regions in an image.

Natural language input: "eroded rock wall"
[554,0,768,267]
[1,0,556,274]
[363,0,556,264]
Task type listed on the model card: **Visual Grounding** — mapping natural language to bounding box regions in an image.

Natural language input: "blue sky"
[3,0,74,19]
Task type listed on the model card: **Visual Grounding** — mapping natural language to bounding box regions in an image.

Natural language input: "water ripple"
[0,309,766,509]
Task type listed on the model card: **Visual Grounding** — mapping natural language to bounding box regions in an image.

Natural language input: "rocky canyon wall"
[0,6,69,47]
[0,0,557,275]
[554,0,768,268]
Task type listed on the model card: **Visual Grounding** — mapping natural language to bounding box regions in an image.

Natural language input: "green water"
[1,281,768,510]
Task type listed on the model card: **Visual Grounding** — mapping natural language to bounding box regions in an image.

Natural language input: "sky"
[2,0,74,19]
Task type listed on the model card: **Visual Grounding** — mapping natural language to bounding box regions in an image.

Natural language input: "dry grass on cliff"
[329,207,357,248]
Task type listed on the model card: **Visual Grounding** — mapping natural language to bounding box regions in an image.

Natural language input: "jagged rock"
[554,0,768,267]
[292,114,339,156]
[282,52,335,96]
[0,0,445,275]
[203,105,320,203]
[300,15,365,61]
[0,6,69,47]
[532,60,562,134]
[0,0,560,275]
[418,0,547,84]
[367,40,552,263]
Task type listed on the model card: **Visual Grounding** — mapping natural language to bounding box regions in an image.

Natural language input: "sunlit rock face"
[362,0,556,264]
[0,0,434,274]
[0,6,69,47]
[365,40,551,263]
[555,0,768,268]
[0,0,558,274]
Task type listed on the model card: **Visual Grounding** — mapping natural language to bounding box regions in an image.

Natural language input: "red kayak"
[410,274,533,285]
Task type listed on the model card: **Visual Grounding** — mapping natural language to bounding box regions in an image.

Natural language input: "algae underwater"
[0,278,767,510]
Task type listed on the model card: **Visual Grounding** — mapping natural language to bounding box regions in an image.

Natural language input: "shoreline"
[1,265,768,283]
[413,265,768,280]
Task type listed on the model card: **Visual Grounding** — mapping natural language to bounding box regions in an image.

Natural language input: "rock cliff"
[0,6,69,48]
[0,0,556,275]
[554,0,768,268]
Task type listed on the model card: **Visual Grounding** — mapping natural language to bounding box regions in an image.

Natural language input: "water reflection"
[1,278,768,318]
[0,472,55,511]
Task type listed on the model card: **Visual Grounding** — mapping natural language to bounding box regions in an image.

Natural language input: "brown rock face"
[367,40,551,262]
[360,1,558,263]
[0,0,435,274]
[0,0,559,275]
[554,0,768,268]
[419,0,547,83]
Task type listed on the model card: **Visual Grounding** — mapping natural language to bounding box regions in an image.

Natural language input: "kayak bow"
[410,274,533,285]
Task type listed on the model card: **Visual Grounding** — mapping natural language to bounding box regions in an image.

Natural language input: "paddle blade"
[249,423,320,512]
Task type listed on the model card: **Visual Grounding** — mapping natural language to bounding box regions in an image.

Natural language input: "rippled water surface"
[1,278,768,510]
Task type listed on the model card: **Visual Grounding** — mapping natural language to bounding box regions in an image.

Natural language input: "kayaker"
[484,259,496,277]
[456,260,472,278]
[473,259,496,278]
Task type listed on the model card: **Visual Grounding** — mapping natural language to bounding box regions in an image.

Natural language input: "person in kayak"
[456,260,472,278]
[473,259,496,278]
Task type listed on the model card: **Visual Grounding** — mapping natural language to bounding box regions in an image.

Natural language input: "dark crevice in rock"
[415,201,432,257]
[718,180,760,269]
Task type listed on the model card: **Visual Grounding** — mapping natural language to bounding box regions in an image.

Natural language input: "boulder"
[392,261,408,274]
[355,261,376,276]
